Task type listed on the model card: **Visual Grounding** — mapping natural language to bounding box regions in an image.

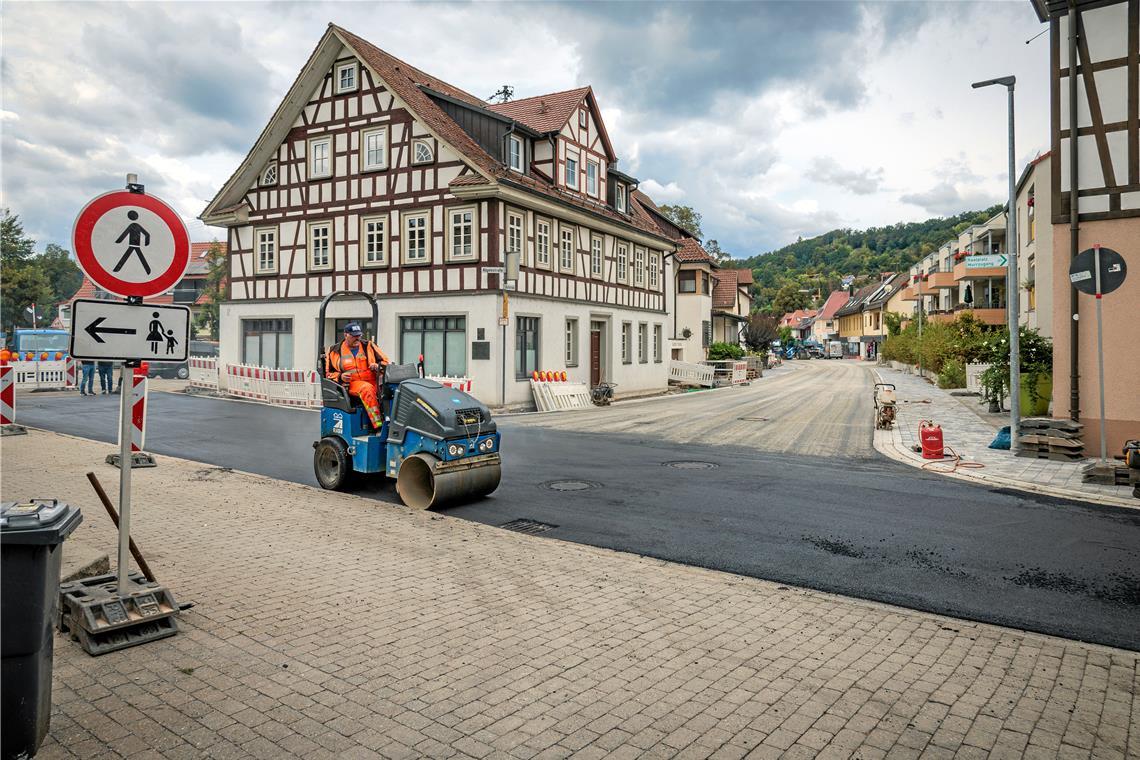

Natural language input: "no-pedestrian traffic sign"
[69,299,190,362]
[72,190,191,299]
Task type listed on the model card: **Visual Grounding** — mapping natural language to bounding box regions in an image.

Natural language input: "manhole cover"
[662,461,720,470]
[500,518,558,535]
[541,480,601,492]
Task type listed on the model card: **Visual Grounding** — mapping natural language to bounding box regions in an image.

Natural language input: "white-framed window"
[361,127,387,171]
[565,151,578,189]
[638,323,648,363]
[621,322,631,364]
[261,163,278,187]
[308,222,331,270]
[536,218,551,268]
[634,248,646,287]
[508,135,523,172]
[360,216,386,267]
[412,139,434,165]
[579,110,588,128]
[448,207,476,261]
[560,227,575,272]
[590,235,603,277]
[402,211,430,264]
[308,136,331,179]
[565,318,579,367]
[507,212,523,257]
[255,227,277,274]
[615,183,626,212]
[617,243,628,283]
[653,325,662,363]
[587,161,599,197]
[649,253,659,288]
[336,61,358,94]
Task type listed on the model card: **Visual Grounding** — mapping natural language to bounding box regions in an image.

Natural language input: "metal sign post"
[1068,245,1127,465]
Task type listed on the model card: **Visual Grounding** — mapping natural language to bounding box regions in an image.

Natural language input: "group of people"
[78,360,119,396]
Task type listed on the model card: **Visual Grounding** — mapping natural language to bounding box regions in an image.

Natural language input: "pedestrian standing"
[97,361,114,394]
[80,360,96,396]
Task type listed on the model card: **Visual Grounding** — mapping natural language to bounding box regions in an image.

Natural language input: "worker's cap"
[343,322,363,336]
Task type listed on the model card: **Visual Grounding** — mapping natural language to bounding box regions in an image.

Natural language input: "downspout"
[664,250,679,340]
[1067,2,1081,421]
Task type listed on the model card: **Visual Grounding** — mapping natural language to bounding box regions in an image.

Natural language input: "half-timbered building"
[1030,0,1139,451]
[201,24,677,405]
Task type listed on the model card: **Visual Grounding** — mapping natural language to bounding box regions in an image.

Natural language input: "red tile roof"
[332,26,666,243]
[712,271,749,309]
[486,87,591,134]
[675,238,713,263]
[817,290,851,321]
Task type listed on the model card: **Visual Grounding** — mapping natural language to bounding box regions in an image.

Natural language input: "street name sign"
[1069,246,1127,296]
[965,254,1008,269]
[482,266,505,275]
[72,190,191,298]
[69,299,190,362]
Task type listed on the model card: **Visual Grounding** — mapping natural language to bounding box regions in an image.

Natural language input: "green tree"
[770,282,809,315]
[1,209,35,265]
[37,244,83,324]
[1,210,53,337]
[195,240,228,340]
[656,204,703,239]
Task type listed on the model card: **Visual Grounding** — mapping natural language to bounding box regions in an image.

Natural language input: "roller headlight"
[479,438,494,452]
[448,444,463,456]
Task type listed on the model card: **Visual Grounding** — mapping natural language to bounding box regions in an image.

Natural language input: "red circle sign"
[72,190,191,298]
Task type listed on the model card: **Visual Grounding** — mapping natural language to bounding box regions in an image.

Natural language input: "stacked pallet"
[1015,418,1085,461]
[1081,461,1139,487]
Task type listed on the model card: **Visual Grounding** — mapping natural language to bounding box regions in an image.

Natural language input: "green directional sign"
[964,253,1008,269]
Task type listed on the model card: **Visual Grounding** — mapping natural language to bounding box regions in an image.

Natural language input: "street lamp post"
[972,75,1020,442]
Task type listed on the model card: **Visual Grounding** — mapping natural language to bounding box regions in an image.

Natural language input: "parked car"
[148,340,218,380]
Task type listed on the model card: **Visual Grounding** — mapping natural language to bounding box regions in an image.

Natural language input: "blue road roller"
[312,291,501,509]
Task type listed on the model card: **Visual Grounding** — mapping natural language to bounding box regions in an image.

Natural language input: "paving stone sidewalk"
[871,366,1136,508]
[3,430,1138,759]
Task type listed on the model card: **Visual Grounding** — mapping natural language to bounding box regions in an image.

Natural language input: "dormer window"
[412,139,434,165]
[336,61,358,94]
[508,135,523,172]
[615,183,627,212]
[261,163,278,187]
[565,150,578,189]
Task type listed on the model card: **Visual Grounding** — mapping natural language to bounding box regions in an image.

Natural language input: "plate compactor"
[312,291,501,509]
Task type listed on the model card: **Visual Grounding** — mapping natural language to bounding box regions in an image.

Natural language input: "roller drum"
[396,453,501,510]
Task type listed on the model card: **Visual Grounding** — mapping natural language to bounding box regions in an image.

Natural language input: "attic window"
[508,135,523,172]
[261,163,278,187]
[615,183,627,212]
[412,139,434,165]
[336,61,358,94]
[579,110,587,128]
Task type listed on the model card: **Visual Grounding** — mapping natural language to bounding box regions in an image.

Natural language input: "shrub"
[937,359,966,389]
[707,341,745,360]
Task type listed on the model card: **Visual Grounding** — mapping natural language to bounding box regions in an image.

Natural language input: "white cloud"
[638,179,686,203]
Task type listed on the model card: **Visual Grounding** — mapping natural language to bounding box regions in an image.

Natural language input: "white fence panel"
[966,363,988,393]
[189,357,219,390]
[530,380,592,412]
[668,360,715,387]
[11,359,74,389]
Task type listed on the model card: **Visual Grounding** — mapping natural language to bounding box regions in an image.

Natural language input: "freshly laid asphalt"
[15,363,1140,650]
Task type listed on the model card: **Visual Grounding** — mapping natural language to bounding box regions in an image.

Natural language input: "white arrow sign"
[965,254,1009,269]
[68,299,191,362]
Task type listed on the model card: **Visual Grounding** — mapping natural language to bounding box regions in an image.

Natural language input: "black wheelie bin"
[1,499,82,759]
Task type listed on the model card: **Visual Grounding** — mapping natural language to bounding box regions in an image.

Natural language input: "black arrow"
[85,316,136,344]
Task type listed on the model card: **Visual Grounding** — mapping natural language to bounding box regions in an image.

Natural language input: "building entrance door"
[590,321,603,386]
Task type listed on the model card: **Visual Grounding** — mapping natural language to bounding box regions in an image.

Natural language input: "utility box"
[1,499,83,759]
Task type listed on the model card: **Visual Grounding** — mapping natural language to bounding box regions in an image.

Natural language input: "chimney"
[539,100,548,114]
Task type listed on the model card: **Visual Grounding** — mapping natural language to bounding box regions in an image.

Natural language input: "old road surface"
[17,360,1139,650]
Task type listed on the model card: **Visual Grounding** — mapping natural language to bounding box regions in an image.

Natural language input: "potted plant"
[1017,327,1053,416]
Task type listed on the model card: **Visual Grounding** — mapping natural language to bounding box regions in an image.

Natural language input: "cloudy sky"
[1,1,1050,258]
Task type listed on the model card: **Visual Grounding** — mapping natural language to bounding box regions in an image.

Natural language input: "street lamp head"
[972,75,1016,89]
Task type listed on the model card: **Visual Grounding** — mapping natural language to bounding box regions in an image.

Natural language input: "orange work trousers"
[348,377,383,429]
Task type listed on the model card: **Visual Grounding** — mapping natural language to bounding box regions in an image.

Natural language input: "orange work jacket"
[325,340,390,384]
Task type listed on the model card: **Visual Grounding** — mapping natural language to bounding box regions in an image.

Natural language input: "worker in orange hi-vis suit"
[325,322,390,429]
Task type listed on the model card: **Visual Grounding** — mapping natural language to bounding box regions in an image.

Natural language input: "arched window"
[261,163,278,186]
[412,139,434,165]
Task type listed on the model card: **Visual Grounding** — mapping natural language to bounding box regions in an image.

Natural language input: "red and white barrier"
[225,363,271,402]
[9,359,75,389]
[1,361,15,425]
[224,364,321,407]
[189,356,220,390]
[529,369,591,412]
[117,368,147,452]
[428,375,473,393]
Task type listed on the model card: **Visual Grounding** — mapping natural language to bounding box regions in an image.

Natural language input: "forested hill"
[733,205,1003,312]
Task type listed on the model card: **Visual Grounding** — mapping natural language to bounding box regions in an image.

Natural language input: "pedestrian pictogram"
[72,190,190,298]
[69,300,190,362]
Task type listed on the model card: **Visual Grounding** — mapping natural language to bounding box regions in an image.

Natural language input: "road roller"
[312,291,501,509]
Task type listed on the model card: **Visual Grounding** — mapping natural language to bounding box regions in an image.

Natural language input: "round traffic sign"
[1069,247,1127,296]
[72,190,190,299]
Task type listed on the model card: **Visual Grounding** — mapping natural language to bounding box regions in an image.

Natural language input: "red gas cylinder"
[919,421,944,460]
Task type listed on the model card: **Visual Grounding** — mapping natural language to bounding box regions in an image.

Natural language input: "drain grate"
[662,461,719,470]
[541,480,602,492]
[500,518,558,535]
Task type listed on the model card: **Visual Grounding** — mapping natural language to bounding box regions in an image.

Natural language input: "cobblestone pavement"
[3,430,1137,759]
[871,366,1136,508]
